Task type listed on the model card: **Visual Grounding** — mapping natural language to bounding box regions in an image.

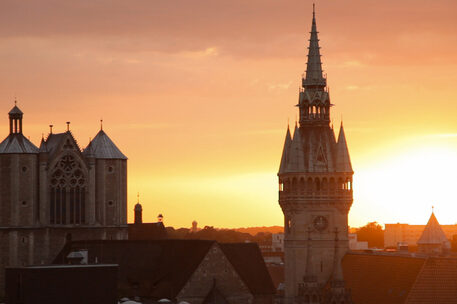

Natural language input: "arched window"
[338,178,344,190]
[329,178,335,192]
[322,178,328,191]
[307,178,313,193]
[292,178,298,194]
[300,178,305,194]
[49,154,87,225]
[315,178,320,191]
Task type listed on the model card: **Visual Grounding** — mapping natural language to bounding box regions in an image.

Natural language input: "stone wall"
[178,243,253,304]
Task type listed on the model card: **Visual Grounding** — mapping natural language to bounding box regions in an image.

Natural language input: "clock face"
[313,216,328,231]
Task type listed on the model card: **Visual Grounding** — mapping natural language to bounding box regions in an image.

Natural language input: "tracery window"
[49,154,86,225]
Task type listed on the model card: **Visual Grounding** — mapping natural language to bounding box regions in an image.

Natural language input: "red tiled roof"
[406,257,457,304]
[343,253,426,304]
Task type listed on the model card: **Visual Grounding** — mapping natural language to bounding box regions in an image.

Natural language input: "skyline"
[1,0,457,228]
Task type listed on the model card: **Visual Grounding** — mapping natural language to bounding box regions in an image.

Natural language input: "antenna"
[49,125,53,134]
[100,119,103,131]
[66,121,70,132]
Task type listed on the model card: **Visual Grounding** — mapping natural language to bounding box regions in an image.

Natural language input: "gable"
[177,243,252,303]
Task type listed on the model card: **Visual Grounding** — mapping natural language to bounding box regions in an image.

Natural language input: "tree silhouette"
[356,222,384,248]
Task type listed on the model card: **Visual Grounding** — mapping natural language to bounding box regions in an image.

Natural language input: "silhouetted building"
[0,105,128,296]
[129,202,167,240]
[277,6,353,303]
[55,239,276,304]
[5,264,118,304]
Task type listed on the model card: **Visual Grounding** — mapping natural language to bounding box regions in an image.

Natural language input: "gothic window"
[49,154,87,225]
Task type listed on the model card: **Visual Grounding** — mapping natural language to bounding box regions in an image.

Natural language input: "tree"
[356,222,384,248]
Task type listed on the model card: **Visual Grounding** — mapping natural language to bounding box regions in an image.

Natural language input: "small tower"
[417,210,450,255]
[134,194,142,224]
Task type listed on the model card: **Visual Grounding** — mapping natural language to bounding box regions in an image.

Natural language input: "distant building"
[55,239,276,304]
[385,216,457,248]
[348,234,368,251]
[271,233,284,252]
[129,200,167,240]
[0,105,128,296]
[5,264,118,304]
[190,220,199,233]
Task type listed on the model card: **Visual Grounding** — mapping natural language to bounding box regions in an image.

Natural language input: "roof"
[84,130,127,160]
[128,222,168,240]
[54,239,214,300]
[406,257,457,303]
[336,123,353,172]
[54,240,275,300]
[0,134,39,154]
[343,253,426,304]
[8,105,23,115]
[417,212,449,245]
[219,243,276,295]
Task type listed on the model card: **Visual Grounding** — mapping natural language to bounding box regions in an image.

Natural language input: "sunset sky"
[1,0,457,229]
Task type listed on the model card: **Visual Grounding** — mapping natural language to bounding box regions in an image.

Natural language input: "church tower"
[278,7,353,303]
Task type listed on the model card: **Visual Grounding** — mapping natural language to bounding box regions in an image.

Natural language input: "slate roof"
[406,257,457,303]
[84,130,127,160]
[8,105,23,115]
[54,240,275,300]
[0,134,39,154]
[342,253,426,304]
[417,212,449,246]
[219,243,276,296]
[54,240,214,300]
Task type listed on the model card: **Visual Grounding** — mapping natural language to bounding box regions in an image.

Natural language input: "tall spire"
[303,4,326,88]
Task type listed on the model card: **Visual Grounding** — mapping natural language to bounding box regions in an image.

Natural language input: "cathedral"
[0,105,128,295]
[278,7,353,304]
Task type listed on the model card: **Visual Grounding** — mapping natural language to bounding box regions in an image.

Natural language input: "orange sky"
[1,0,457,228]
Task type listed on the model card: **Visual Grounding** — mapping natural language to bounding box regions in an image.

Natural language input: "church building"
[278,7,353,303]
[0,105,128,295]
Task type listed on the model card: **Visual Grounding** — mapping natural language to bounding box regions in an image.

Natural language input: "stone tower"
[278,7,353,303]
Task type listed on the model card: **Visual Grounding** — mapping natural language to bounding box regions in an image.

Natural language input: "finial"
[100,119,103,131]
[41,133,44,140]
[313,3,315,17]
[66,121,70,132]
[49,124,53,134]
[137,192,140,203]
[14,98,17,106]
[432,205,434,213]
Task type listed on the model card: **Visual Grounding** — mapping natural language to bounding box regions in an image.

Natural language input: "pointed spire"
[303,4,326,87]
[336,122,353,172]
[278,125,292,174]
[417,211,449,245]
[287,125,305,172]
[39,136,48,153]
